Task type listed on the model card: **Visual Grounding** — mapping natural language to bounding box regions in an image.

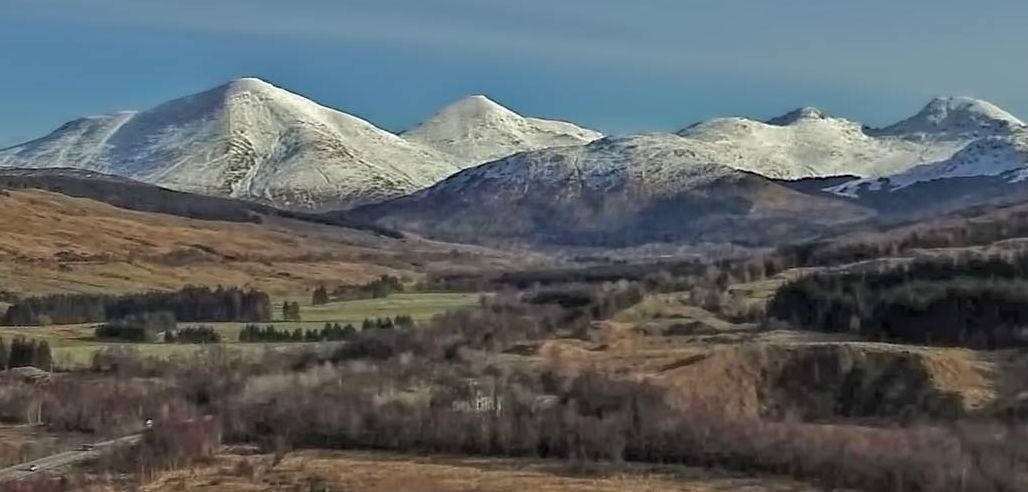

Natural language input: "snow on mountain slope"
[416,133,736,198]
[871,97,1025,140]
[677,107,965,179]
[402,95,602,167]
[0,112,138,172]
[391,96,1027,211]
[4,86,1023,212]
[355,133,871,246]
[829,131,1028,196]
[827,98,1028,197]
[0,78,459,210]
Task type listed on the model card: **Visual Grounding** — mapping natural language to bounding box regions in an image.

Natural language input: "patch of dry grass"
[0,425,94,468]
[141,450,821,492]
[530,285,1012,421]
[0,190,516,297]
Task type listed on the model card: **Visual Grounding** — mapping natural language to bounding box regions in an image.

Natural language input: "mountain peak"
[874,96,1025,138]
[0,77,457,211]
[434,94,519,120]
[921,96,1022,124]
[228,76,274,86]
[766,107,827,126]
[403,95,601,167]
[219,77,293,98]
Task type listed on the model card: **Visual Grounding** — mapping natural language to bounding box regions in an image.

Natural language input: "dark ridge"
[777,175,859,194]
[0,168,402,238]
[847,173,1028,216]
[353,170,871,248]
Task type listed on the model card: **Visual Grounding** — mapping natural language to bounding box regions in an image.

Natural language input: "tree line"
[3,286,273,326]
[238,316,415,343]
[281,301,302,321]
[94,312,176,342]
[312,275,405,305]
[165,326,221,344]
[770,201,1028,270]
[0,336,53,370]
[768,253,1028,349]
[239,324,349,343]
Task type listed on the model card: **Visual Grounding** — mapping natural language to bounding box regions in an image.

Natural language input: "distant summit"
[827,97,1028,197]
[403,94,602,167]
[766,107,827,126]
[830,130,1028,196]
[872,96,1025,139]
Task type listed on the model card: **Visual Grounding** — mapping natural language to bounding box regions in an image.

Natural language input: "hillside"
[354,134,871,247]
[0,78,459,210]
[830,130,1028,198]
[0,168,397,235]
[356,97,1028,248]
[826,98,1028,199]
[0,187,514,297]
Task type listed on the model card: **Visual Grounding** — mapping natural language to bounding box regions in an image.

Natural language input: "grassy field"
[0,292,479,368]
[278,292,481,323]
[141,449,821,492]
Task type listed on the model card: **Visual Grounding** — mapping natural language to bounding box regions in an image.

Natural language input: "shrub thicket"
[768,254,1028,348]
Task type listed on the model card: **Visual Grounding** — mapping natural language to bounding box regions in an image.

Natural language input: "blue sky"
[2,0,1026,146]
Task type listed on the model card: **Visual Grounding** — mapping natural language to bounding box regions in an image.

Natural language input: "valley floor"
[0,292,479,368]
[136,450,823,492]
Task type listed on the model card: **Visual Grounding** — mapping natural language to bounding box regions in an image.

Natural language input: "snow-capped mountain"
[827,98,1027,197]
[830,130,1028,196]
[402,95,602,167]
[3,81,1024,222]
[677,105,970,180]
[870,96,1025,140]
[357,96,1028,246]
[400,134,736,199]
[354,134,870,246]
[0,78,459,210]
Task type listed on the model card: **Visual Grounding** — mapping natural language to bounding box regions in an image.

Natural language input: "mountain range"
[3,77,1028,247]
[0,78,600,210]
[352,134,872,246]
[354,96,1028,246]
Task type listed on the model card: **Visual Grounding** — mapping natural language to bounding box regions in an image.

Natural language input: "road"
[0,433,141,482]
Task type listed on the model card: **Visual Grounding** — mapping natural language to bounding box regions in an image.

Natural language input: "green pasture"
[0,292,479,369]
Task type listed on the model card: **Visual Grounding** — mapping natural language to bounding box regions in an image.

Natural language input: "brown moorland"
[0,189,521,296]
